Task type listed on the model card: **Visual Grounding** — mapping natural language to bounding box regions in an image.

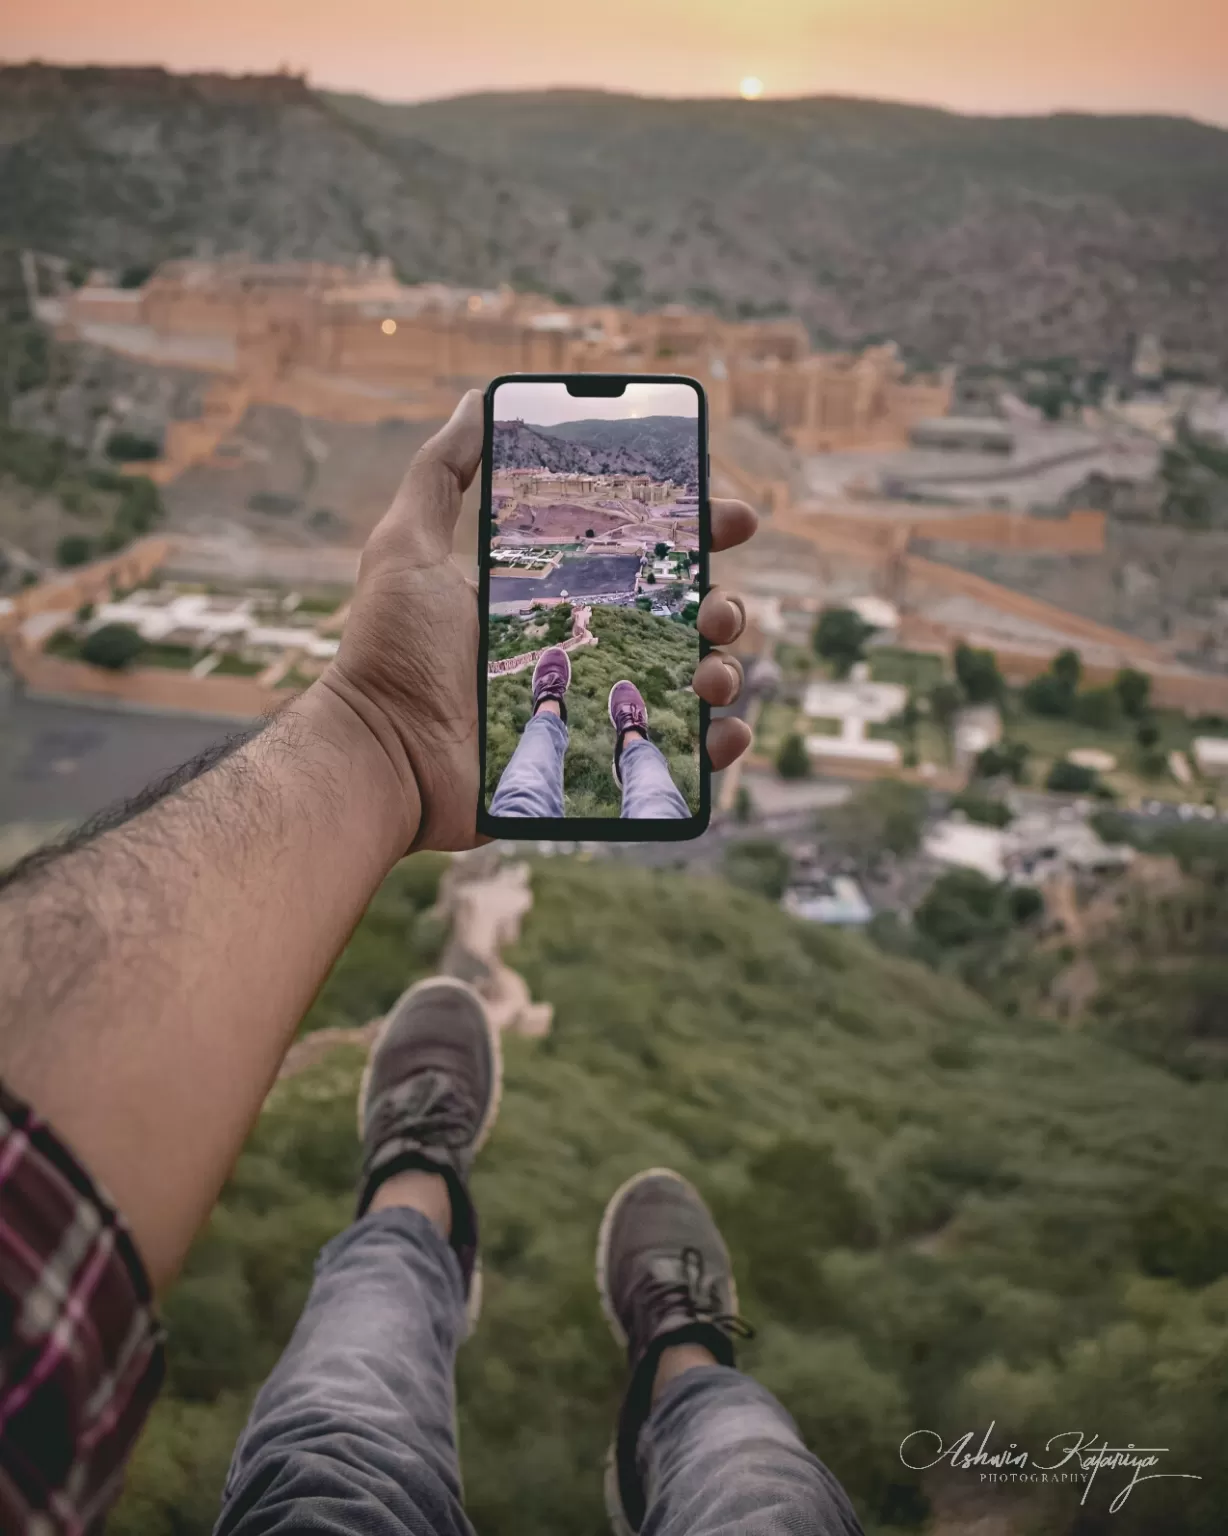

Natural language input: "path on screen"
[486,604,597,679]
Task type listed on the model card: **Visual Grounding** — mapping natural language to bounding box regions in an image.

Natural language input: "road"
[0,680,237,831]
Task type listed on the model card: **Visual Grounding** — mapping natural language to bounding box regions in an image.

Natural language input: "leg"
[618,737,690,821]
[489,646,572,818]
[639,1367,861,1536]
[608,682,690,821]
[217,1208,471,1536]
[488,710,567,818]
[597,1169,864,1536]
[219,978,501,1535]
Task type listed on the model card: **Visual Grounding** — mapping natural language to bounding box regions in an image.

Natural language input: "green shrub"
[949,790,1012,827]
[722,838,790,900]
[776,733,809,779]
[106,431,160,462]
[80,622,144,670]
[56,534,93,567]
[953,643,1002,703]
[1046,758,1098,795]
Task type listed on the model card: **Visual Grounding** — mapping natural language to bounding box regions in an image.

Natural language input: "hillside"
[485,605,701,816]
[492,415,695,483]
[546,416,699,486]
[3,65,1227,370]
[0,65,590,292]
[334,89,1228,373]
[111,856,1228,1536]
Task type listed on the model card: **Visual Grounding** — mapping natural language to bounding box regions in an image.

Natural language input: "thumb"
[415,388,484,492]
[389,389,485,554]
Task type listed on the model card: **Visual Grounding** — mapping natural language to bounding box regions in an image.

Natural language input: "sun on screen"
[739,76,764,101]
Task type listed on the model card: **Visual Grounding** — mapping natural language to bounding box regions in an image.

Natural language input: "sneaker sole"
[358,975,504,1331]
[595,1167,740,1536]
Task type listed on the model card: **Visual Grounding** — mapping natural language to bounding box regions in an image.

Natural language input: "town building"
[62,259,952,453]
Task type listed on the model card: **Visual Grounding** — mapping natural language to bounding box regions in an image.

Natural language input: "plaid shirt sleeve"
[0,1080,165,1534]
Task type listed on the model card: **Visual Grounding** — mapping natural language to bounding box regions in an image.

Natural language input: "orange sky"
[3,0,1227,124]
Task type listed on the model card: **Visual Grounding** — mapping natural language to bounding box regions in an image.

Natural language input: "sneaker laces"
[632,1245,754,1348]
[367,1069,477,1154]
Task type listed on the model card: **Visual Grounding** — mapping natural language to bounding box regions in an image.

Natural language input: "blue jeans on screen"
[488,711,689,821]
[215,1208,864,1536]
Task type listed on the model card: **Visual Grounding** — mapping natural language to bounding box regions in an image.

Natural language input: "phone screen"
[480,376,707,835]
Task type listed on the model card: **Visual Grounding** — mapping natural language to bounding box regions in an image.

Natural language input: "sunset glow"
[1,0,1225,124]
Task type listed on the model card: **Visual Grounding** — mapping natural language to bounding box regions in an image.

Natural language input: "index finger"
[711,498,759,554]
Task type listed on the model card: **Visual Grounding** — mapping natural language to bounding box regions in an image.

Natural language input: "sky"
[494,382,699,427]
[3,0,1227,124]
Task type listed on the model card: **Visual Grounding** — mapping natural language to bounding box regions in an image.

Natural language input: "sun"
[739,76,764,101]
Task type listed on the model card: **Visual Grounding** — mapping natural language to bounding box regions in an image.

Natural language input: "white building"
[92,591,340,661]
[802,676,907,770]
[803,678,907,723]
[1193,737,1228,778]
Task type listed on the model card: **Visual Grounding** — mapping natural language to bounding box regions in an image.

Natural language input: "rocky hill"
[492,416,695,483]
[4,64,1228,371]
[546,415,699,487]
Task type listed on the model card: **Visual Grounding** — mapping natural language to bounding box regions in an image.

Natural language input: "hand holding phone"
[477,374,737,841]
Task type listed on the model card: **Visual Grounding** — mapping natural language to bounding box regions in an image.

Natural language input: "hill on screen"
[492,416,697,485]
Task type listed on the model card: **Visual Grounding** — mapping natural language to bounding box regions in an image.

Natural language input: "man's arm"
[0,389,757,1292]
[0,688,414,1286]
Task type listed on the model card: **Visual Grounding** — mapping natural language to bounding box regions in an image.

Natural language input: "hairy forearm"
[0,684,417,1286]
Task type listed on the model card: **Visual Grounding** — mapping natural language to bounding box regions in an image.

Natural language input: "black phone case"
[476,373,711,842]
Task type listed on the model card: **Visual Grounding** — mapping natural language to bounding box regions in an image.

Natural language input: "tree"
[105,431,160,462]
[722,839,791,901]
[833,780,926,862]
[1115,668,1151,719]
[1046,758,1098,795]
[953,643,1003,703]
[950,790,1013,828]
[80,622,144,671]
[929,681,963,733]
[1023,672,1072,717]
[1052,649,1082,691]
[119,264,153,289]
[914,868,1009,948]
[776,734,810,780]
[654,542,670,559]
[814,607,874,678]
[1072,686,1120,730]
[974,740,1029,783]
[1136,720,1161,750]
[56,534,93,568]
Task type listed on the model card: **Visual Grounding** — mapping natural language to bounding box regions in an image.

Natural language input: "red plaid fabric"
[0,1081,164,1533]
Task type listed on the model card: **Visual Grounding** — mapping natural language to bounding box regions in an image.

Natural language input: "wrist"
[291,679,422,864]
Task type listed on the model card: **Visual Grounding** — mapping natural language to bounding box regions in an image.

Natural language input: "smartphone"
[477,373,710,842]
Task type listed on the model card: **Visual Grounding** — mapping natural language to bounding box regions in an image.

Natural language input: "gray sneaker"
[596,1168,753,1533]
[532,645,572,721]
[608,680,650,787]
[357,977,502,1314]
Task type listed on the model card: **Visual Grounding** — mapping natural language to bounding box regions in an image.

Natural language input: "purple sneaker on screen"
[608,680,649,787]
[532,646,571,722]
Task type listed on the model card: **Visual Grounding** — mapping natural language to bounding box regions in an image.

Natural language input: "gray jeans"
[489,711,690,820]
[216,1208,863,1536]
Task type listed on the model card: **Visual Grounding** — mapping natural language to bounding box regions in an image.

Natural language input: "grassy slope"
[112,858,1228,1536]
[485,605,700,817]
